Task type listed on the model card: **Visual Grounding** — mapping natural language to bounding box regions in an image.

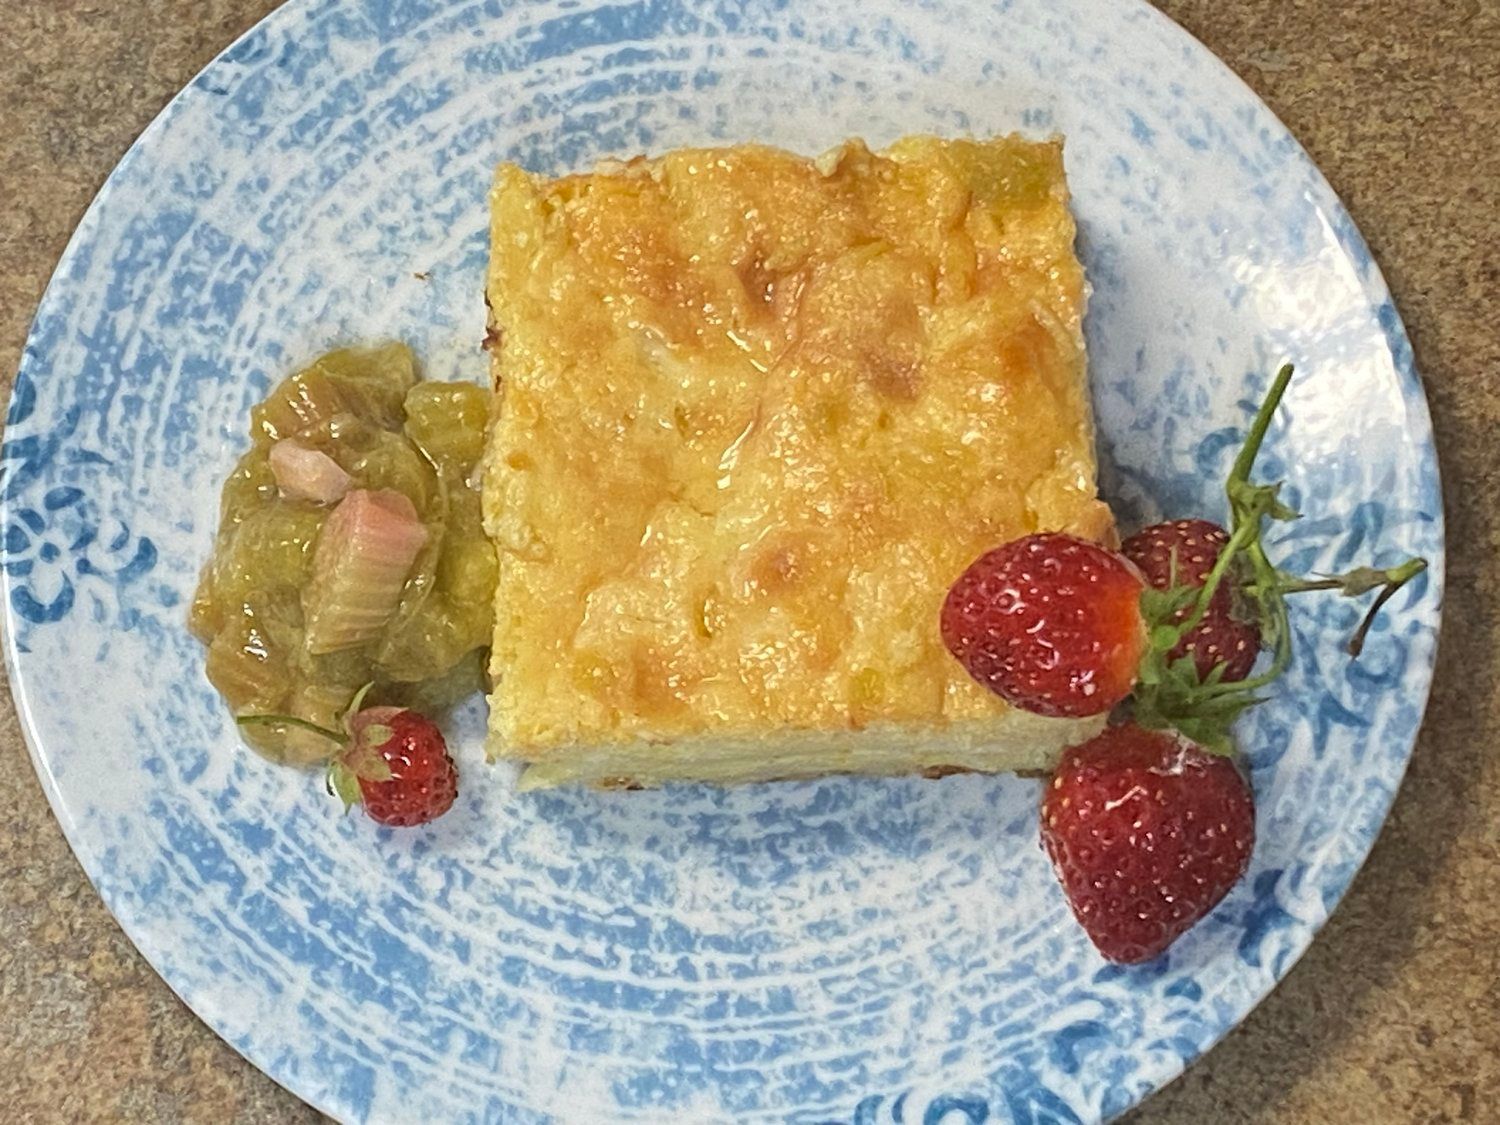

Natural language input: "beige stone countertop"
[1,1,1496,1121]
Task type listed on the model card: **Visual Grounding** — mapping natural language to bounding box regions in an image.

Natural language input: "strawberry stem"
[1243,557,1427,654]
[1131,361,1430,747]
[1131,365,1299,742]
[1175,363,1294,642]
[1174,517,1259,639]
[339,681,377,726]
[1253,558,1427,598]
[236,713,346,744]
[1232,529,1295,692]
[1347,559,1426,656]
[1228,363,1294,490]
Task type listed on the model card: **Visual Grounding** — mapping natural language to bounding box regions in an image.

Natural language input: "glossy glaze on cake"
[482,135,1111,786]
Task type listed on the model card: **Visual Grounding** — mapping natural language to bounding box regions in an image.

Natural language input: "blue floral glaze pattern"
[2,1,1442,1122]
[2,377,159,639]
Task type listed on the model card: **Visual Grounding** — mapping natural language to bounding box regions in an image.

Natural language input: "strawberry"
[1040,723,1254,964]
[1123,366,1429,751]
[1030,363,1427,964]
[238,692,458,827]
[1122,518,1261,683]
[337,707,458,827]
[940,533,1147,718]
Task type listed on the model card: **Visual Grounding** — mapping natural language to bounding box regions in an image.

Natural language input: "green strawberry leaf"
[360,723,394,749]
[1148,624,1181,653]
[362,755,394,784]
[1228,478,1300,524]
[1140,584,1196,623]
[344,742,394,784]
[327,762,362,811]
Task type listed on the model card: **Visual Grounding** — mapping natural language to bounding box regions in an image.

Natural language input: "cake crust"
[483,135,1110,785]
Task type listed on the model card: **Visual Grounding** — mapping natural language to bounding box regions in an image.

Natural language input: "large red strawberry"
[940,533,1147,718]
[1122,518,1261,683]
[1041,723,1254,963]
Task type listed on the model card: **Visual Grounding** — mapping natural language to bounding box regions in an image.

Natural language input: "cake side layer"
[513,713,1107,790]
[483,135,1109,770]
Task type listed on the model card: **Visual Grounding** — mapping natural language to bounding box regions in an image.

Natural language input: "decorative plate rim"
[3,1,1446,1121]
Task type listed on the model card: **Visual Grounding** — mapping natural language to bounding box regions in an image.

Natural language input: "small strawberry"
[940,533,1147,718]
[1122,518,1261,683]
[333,707,458,827]
[238,690,458,827]
[1041,723,1254,964]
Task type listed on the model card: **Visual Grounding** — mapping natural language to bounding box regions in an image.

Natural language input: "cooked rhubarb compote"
[190,344,495,764]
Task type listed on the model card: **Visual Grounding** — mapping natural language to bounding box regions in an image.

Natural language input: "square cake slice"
[483,135,1112,788]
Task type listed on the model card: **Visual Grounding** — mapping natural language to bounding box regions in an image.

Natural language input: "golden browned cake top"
[484,135,1109,754]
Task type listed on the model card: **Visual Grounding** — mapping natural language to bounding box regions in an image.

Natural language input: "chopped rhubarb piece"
[269,440,352,505]
[251,365,348,442]
[303,490,428,654]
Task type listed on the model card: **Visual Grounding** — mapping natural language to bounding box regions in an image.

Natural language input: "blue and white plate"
[3,1,1442,1121]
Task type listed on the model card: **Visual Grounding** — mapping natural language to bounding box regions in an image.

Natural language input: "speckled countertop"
[1,1,1496,1121]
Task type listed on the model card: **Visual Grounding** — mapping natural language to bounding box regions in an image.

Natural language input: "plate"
[2,0,1442,1121]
